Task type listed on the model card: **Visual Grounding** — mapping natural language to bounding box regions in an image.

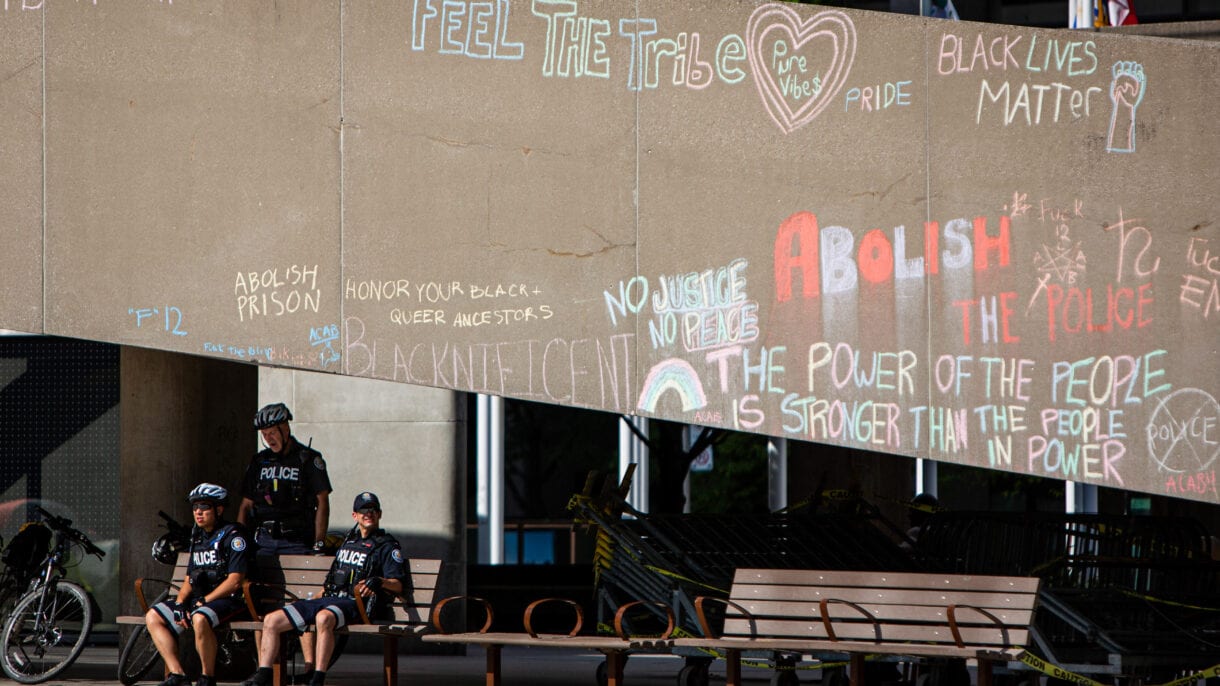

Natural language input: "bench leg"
[849,654,864,686]
[977,660,994,686]
[382,635,398,686]
[604,650,626,686]
[485,644,502,686]
[725,648,741,686]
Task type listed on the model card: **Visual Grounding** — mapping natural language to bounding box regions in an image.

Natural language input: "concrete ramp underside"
[1,1,1216,502]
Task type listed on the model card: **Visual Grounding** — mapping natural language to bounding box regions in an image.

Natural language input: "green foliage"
[688,432,770,514]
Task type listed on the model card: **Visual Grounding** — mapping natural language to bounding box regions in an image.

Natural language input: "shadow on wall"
[0,337,120,625]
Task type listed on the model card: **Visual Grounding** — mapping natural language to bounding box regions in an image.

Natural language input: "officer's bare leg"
[192,613,218,676]
[299,632,316,672]
[257,610,292,668]
[312,610,338,673]
[145,607,187,676]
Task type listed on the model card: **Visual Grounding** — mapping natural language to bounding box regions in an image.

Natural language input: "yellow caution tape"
[1113,587,1220,612]
[1016,652,1106,686]
[1018,651,1220,686]
[642,565,728,595]
[1160,665,1220,686]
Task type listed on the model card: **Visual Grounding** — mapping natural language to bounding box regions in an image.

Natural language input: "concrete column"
[476,394,504,564]
[118,347,256,619]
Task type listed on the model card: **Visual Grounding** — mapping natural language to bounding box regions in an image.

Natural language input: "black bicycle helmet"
[187,482,228,505]
[253,402,293,430]
[151,532,186,565]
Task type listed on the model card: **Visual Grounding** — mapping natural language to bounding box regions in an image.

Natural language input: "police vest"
[187,522,240,595]
[325,528,394,616]
[251,445,321,528]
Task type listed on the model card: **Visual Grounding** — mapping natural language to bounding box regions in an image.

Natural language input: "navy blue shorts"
[281,596,361,632]
[151,596,248,636]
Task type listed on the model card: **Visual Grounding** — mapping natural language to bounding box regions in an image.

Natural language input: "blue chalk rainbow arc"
[637,359,708,412]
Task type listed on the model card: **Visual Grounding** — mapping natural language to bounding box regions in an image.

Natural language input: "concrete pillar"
[118,347,256,619]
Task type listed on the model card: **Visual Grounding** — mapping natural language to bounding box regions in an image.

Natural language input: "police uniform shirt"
[325,528,407,609]
[187,521,250,596]
[241,439,332,529]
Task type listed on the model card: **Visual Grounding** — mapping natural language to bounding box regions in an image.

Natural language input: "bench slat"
[731,584,1038,610]
[735,569,1041,594]
[722,617,1028,646]
[727,600,1034,626]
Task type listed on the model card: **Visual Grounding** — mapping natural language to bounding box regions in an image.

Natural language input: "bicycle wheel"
[117,589,167,685]
[0,580,94,683]
[117,623,162,685]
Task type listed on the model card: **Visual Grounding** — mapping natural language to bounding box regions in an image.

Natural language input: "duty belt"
[257,520,304,540]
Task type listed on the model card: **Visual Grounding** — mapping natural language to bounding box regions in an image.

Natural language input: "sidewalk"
[0,645,790,685]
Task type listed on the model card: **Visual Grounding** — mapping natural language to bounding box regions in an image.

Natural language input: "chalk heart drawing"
[746,5,857,134]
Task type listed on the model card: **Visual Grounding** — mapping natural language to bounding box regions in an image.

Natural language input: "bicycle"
[0,505,105,684]
[0,519,54,623]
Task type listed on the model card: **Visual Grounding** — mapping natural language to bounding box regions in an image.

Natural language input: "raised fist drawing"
[1107,61,1146,153]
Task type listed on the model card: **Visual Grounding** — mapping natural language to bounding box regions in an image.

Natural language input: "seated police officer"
[146,484,250,686]
[238,402,333,555]
[241,492,407,686]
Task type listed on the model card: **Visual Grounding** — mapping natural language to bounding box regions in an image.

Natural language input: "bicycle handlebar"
[34,506,106,560]
[158,510,192,536]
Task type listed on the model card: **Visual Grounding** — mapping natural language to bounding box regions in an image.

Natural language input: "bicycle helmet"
[253,402,293,429]
[151,532,186,565]
[187,483,228,505]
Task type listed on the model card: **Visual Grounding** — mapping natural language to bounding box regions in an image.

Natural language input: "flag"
[1108,0,1138,25]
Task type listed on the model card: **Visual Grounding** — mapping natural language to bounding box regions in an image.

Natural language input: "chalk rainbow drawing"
[637,358,708,412]
[746,4,856,134]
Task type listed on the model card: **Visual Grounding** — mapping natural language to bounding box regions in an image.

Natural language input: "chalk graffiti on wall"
[745,5,856,134]
[408,1,882,132]
[345,278,553,329]
[343,314,637,411]
[1106,61,1146,153]
[6,0,171,9]
[405,0,1159,146]
[1181,237,1220,319]
[233,265,321,323]
[128,305,187,337]
[310,324,340,368]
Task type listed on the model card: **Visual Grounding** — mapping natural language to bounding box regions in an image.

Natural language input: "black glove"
[363,577,382,592]
[312,540,327,555]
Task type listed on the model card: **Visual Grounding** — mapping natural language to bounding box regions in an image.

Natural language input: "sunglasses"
[191,502,216,512]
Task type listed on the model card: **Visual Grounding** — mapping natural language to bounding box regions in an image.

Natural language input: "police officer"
[241,492,407,686]
[239,403,334,679]
[146,484,251,686]
[238,402,333,555]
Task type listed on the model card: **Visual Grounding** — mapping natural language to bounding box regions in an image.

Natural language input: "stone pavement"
[0,644,793,685]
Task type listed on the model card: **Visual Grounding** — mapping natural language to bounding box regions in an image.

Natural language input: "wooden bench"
[674,569,1041,686]
[422,596,676,686]
[118,553,442,686]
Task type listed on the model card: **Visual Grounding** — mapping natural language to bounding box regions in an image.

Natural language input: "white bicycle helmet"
[187,483,228,505]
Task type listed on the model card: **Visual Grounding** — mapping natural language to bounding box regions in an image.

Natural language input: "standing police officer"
[238,402,333,679]
[238,403,333,555]
[241,492,407,686]
[146,484,251,686]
